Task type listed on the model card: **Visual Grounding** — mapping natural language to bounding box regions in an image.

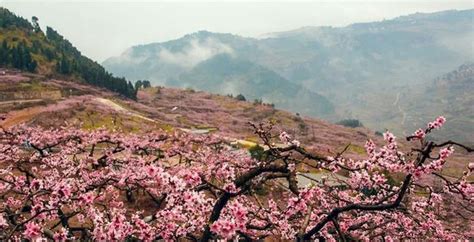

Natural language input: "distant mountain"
[170,54,334,116]
[0,7,136,99]
[104,31,334,117]
[104,9,473,122]
[103,31,258,84]
[431,63,474,92]
[402,63,474,143]
[259,9,473,92]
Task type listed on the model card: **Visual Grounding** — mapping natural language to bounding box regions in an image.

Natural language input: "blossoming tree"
[0,116,472,241]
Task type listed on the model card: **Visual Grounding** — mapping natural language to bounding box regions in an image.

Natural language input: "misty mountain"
[169,54,334,116]
[104,31,335,117]
[402,63,474,143]
[103,31,258,84]
[103,9,474,123]
[257,9,473,92]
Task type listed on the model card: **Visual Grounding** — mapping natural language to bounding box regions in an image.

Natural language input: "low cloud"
[121,47,149,64]
[158,37,234,69]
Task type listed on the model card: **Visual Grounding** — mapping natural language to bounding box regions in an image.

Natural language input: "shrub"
[337,119,364,128]
[253,98,263,105]
[248,144,265,160]
[235,94,246,101]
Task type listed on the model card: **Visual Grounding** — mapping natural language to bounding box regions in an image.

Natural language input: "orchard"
[0,116,472,241]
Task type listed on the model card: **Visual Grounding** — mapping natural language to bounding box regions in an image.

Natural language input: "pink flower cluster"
[23,222,42,239]
[210,201,248,238]
[410,116,447,140]
[413,128,426,139]
[0,118,471,240]
[428,116,446,130]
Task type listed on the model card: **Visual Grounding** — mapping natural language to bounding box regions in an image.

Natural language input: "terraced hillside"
[0,69,370,155]
[1,69,472,180]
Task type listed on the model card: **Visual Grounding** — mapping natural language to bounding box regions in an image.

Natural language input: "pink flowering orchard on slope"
[0,116,472,241]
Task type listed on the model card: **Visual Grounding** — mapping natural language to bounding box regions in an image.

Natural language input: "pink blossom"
[383,131,396,143]
[413,129,426,139]
[30,179,43,191]
[428,116,446,130]
[436,116,446,126]
[24,222,42,239]
[210,220,237,239]
[439,146,454,159]
[223,183,239,194]
[81,192,96,204]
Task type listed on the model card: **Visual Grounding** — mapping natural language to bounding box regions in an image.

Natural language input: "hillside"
[0,69,382,160]
[1,69,472,179]
[103,9,474,136]
[401,63,474,143]
[0,7,136,99]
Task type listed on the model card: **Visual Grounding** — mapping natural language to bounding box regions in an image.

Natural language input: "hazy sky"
[1,0,472,62]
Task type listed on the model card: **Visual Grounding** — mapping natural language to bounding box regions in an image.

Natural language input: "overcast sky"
[1,0,472,62]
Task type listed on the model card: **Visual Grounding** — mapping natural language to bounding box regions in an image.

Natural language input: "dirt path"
[95,98,266,149]
[393,92,400,106]
[0,99,44,105]
[1,96,264,149]
[94,98,158,123]
[393,92,407,127]
[1,106,44,128]
[1,97,159,128]
[0,101,44,128]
